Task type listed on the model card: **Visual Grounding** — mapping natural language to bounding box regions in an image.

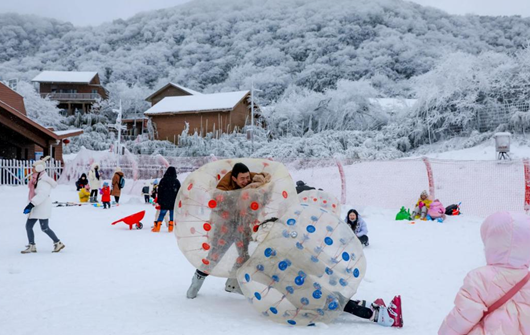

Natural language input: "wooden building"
[122,116,148,141]
[144,90,259,143]
[32,71,108,115]
[0,82,82,161]
[145,82,203,106]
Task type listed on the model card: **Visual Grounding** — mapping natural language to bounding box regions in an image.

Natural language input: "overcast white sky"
[0,0,528,26]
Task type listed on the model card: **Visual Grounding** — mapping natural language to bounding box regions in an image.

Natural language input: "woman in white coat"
[88,163,101,202]
[21,158,65,253]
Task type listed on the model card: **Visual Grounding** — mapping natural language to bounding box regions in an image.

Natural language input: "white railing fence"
[0,159,63,185]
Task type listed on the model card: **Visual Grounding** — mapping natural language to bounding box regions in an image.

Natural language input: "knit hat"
[115,167,122,173]
[103,182,109,187]
[421,190,428,197]
[33,156,50,173]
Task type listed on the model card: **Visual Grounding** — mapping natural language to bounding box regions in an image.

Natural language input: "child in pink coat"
[428,199,446,222]
[439,211,530,335]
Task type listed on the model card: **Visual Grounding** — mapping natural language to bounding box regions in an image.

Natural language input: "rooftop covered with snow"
[144,91,250,115]
[53,129,84,139]
[145,82,203,102]
[32,71,99,84]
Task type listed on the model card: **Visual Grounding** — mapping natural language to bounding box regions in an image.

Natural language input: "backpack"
[445,204,460,215]
[119,175,125,189]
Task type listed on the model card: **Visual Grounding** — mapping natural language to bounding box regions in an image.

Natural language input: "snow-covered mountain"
[1,0,530,102]
[2,0,530,157]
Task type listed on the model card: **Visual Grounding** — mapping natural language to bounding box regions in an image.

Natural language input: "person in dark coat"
[75,173,89,191]
[152,167,180,233]
[295,180,316,194]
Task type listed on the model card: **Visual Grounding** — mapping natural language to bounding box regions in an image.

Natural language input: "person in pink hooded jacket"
[439,211,530,335]
[428,199,446,222]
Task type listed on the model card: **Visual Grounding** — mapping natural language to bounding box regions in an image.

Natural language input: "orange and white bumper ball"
[174,159,298,278]
[298,189,342,217]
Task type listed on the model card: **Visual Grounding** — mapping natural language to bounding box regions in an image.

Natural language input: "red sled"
[111,210,145,230]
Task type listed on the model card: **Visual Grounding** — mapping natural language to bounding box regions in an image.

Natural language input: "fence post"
[523,158,530,213]
[422,157,435,198]
[335,159,347,205]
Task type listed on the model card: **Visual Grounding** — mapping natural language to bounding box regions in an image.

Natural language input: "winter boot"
[389,295,403,327]
[21,244,37,254]
[372,298,386,308]
[52,241,65,253]
[375,296,402,327]
[187,271,207,299]
[225,278,243,295]
[168,221,174,233]
[151,221,161,232]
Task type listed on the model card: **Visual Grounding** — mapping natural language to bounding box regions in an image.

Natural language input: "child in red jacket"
[100,182,111,209]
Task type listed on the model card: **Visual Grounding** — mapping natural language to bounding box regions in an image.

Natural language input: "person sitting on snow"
[186,162,271,299]
[78,184,91,203]
[75,173,88,191]
[427,199,446,222]
[411,190,432,220]
[345,209,369,247]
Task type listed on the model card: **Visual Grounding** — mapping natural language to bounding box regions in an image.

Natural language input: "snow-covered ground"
[0,177,486,334]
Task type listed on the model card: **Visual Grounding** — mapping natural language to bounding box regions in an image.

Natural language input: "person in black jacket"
[75,173,89,191]
[152,167,180,233]
[295,180,316,194]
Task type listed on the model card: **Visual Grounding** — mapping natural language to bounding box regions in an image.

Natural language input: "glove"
[23,203,35,214]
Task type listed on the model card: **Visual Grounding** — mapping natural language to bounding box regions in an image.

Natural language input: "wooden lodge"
[32,71,108,115]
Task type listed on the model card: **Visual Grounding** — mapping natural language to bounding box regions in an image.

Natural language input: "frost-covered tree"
[15,81,67,130]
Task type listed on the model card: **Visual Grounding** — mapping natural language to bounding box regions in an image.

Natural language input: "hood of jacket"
[481,211,530,269]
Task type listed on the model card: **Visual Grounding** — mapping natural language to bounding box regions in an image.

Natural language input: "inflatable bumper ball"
[236,204,366,326]
[298,189,341,216]
[175,159,298,278]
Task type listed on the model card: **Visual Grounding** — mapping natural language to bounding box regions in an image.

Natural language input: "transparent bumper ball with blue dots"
[236,204,366,326]
[298,190,341,217]
[174,158,298,278]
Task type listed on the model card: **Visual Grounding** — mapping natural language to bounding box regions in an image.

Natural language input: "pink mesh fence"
[60,149,530,217]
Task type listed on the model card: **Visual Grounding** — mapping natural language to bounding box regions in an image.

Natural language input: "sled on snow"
[111,210,145,230]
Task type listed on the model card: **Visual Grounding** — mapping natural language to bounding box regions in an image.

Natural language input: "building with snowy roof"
[0,82,82,161]
[145,82,203,106]
[144,86,261,143]
[32,71,108,115]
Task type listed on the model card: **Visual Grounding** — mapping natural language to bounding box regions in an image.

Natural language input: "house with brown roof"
[145,82,203,107]
[32,71,108,115]
[0,82,82,161]
[144,89,260,143]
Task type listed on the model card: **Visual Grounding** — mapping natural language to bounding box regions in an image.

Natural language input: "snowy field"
[0,173,487,335]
